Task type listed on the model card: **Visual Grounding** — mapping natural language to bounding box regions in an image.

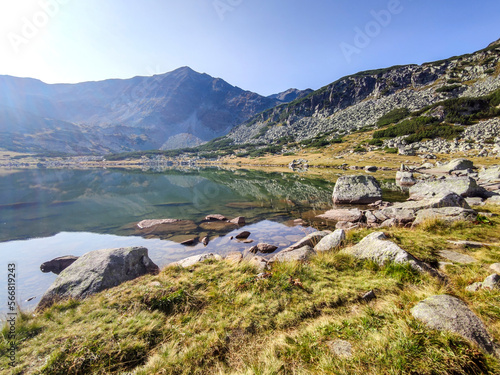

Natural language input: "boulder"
[394,192,470,212]
[38,247,159,310]
[316,208,363,222]
[180,238,197,246]
[411,295,498,356]
[483,274,500,289]
[379,207,416,224]
[249,243,278,254]
[40,255,79,275]
[270,245,316,263]
[444,159,475,173]
[282,231,330,252]
[314,229,346,251]
[486,195,500,205]
[199,221,238,231]
[396,171,417,187]
[229,216,246,225]
[340,232,438,275]
[490,263,500,273]
[478,166,500,181]
[409,177,488,200]
[364,166,377,172]
[170,253,222,268]
[201,236,209,246]
[332,175,382,204]
[413,207,477,226]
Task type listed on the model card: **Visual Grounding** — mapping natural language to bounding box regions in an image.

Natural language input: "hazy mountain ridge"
[227,39,500,145]
[0,67,280,154]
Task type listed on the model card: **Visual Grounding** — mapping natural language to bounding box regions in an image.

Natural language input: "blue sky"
[0,0,499,96]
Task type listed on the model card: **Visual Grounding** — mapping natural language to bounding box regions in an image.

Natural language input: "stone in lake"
[180,238,197,246]
[229,216,246,225]
[249,243,278,254]
[316,208,363,223]
[201,236,209,246]
[235,231,251,239]
[205,214,227,221]
[199,221,238,231]
[38,247,159,310]
[40,255,79,275]
[332,175,382,205]
[136,218,197,234]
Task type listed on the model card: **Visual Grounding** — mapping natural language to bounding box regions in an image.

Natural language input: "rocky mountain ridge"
[0,67,280,154]
[227,39,500,147]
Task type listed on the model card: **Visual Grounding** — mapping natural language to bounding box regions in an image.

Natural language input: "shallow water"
[0,167,406,313]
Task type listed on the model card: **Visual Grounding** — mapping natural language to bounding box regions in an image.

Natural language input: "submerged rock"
[38,247,159,310]
[332,175,382,205]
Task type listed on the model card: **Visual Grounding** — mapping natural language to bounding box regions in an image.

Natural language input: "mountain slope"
[268,88,314,103]
[0,67,280,154]
[227,39,500,146]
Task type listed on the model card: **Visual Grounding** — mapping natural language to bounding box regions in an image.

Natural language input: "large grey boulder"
[270,246,316,264]
[38,247,159,310]
[411,295,499,357]
[396,171,417,187]
[413,207,478,226]
[314,229,346,251]
[444,159,475,173]
[340,232,438,275]
[409,177,488,200]
[332,175,382,204]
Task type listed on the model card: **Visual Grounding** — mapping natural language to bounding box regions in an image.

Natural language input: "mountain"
[0,67,280,154]
[268,88,314,103]
[227,39,500,146]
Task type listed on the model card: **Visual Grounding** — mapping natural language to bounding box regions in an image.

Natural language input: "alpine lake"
[0,166,408,312]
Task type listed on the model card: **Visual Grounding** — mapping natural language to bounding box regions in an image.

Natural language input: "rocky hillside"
[227,39,500,147]
[268,88,314,103]
[0,67,280,154]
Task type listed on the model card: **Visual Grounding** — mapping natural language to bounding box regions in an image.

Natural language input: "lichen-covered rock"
[314,229,346,251]
[444,159,475,173]
[340,232,438,276]
[411,295,498,356]
[409,177,488,200]
[38,247,159,310]
[270,246,316,263]
[478,165,500,181]
[332,175,382,204]
[413,207,478,225]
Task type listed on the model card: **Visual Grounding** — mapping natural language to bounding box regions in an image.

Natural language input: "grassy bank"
[1,205,500,374]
